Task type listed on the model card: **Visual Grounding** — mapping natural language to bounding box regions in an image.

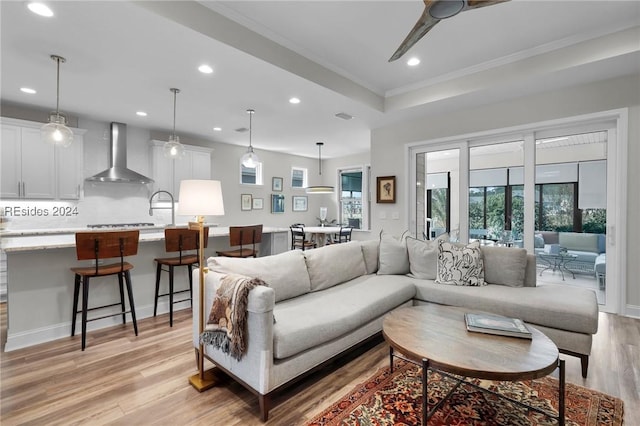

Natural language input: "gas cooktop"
[86,223,156,229]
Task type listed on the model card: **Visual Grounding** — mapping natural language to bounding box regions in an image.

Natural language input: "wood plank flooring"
[1,304,638,425]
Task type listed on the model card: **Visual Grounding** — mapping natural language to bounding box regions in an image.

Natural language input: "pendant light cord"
[317,142,324,176]
[247,109,255,150]
[55,56,60,115]
[171,88,178,138]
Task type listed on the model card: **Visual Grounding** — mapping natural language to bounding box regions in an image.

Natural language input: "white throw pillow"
[304,241,366,291]
[480,246,527,287]
[406,234,448,280]
[436,240,486,286]
[377,231,410,275]
[360,239,380,274]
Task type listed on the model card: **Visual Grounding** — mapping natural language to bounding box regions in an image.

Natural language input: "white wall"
[370,73,640,308]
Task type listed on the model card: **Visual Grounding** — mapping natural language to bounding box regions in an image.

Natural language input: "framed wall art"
[271,194,285,213]
[292,195,308,212]
[376,176,396,203]
[272,177,283,192]
[241,194,252,211]
[252,197,264,210]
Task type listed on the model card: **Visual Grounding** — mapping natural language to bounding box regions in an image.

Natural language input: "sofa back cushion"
[480,246,528,287]
[559,232,599,253]
[406,234,448,280]
[208,250,311,302]
[539,231,559,244]
[304,241,367,292]
[360,239,380,274]
[377,231,410,275]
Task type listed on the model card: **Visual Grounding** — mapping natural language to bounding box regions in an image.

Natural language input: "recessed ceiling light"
[213,127,222,132]
[198,64,213,74]
[407,57,420,66]
[20,87,37,94]
[136,111,147,117]
[27,2,53,17]
[289,97,301,104]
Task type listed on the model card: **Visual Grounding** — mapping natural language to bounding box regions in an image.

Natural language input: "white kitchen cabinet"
[150,140,212,200]
[1,118,85,200]
[1,123,55,199]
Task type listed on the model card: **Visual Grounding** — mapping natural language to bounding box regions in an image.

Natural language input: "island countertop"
[1,226,289,252]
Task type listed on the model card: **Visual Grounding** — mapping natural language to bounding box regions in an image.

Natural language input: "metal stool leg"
[169,265,175,327]
[81,276,89,351]
[124,270,138,336]
[118,273,126,324]
[188,264,193,307]
[154,262,162,317]
[71,274,80,337]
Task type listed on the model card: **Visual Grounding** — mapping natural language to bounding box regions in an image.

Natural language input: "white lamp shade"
[177,180,225,216]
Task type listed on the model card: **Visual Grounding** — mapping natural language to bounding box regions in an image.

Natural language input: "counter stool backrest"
[229,224,263,247]
[164,227,209,262]
[75,230,140,274]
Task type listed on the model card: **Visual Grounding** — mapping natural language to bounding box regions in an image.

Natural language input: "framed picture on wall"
[292,195,308,212]
[376,176,396,203]
[271,194,285,213]
[241,194,252,211]
[252,197,264,210]
[272,177,283,192]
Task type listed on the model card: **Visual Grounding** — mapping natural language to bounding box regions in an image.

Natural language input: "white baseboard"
[624,304,640,319]
[4,300,192,352]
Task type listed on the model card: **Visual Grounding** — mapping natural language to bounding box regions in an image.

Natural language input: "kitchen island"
[1,226,288,351]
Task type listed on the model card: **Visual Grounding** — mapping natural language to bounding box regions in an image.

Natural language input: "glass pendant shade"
[41,112,74,147]
[163,135,186,158]
[42,55,74,147]
[241,109,259,168]
[163,88,186,159]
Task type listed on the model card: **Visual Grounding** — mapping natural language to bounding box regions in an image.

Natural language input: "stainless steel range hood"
[86,122,154,184]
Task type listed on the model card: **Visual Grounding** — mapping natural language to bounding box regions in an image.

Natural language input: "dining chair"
[290,225,316,251]
[217,224,263,258]
[154,226,208,326]
[70,230,140,350]
[332,226,353,244]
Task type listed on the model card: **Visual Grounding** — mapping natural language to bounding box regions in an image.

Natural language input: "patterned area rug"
[308,360,623,426]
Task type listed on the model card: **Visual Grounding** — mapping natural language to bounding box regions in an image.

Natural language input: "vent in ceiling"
[335,112,354,120]
[235,127,249,133]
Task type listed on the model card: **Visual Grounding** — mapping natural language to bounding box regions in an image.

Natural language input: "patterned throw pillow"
[436,240,486,286]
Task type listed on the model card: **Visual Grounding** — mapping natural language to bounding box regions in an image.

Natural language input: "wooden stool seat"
[217,225,262,258]
[154,227,207,326]
[71,230,140,351]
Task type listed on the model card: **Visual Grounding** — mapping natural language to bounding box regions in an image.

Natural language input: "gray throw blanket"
[200,274,267,360]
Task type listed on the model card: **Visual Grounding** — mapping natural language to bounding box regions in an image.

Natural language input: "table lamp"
[177,179,225,391]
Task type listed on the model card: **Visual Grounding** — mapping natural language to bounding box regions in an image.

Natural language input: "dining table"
[302,226,341,246]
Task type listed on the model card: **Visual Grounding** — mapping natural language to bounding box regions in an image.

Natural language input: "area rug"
[308,360,623,426]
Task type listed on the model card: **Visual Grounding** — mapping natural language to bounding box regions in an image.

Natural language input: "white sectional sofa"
[193,237,599,421]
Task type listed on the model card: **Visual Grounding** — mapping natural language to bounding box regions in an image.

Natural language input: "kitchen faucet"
[149,190,175,227]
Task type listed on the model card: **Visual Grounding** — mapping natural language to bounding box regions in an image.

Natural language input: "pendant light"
[41,55,74,147]
[306,142,334,194]
[240,109,260,168]
[163,88,186,158]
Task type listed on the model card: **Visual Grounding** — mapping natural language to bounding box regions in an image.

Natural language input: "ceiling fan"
[389,0,510,62]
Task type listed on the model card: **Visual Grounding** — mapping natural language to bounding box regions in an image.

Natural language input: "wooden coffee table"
[382,303,565,425]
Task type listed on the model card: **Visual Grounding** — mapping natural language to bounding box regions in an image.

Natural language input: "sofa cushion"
[597,234,606,254]
[411,279,598,335]
[534,234,545,248]
[559,232,599,253]
[361,239,380,274]
[539,231,559,245]
[208,250,311,303]
[480,246,528,287]
[436,240,485,286]
[377,231,409,275]
[272,275,416,359]
[406,234,447,280]
[304,241,367,292]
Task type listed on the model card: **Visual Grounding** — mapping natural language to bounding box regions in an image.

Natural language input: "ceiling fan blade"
[466,0,510,11]
[388,10,440,62]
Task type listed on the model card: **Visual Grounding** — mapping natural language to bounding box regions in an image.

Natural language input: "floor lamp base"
[189,368,218,392]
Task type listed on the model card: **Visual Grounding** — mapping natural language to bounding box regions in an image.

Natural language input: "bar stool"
[154,227,208,326]
[217,224,262,258]
[70,230,140,351]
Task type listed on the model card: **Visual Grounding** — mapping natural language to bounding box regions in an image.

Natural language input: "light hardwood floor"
[1,304,638,425]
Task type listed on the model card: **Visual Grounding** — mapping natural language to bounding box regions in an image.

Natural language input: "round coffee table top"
[383,304,559,381]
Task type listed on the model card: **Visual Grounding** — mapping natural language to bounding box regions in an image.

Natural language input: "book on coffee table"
[464,313,532,339]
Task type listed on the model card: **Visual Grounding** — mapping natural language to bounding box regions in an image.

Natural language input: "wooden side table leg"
[389,347,394,373]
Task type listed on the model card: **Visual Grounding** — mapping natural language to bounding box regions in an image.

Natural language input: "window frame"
[239,161,263,186]
[290,166,308,189]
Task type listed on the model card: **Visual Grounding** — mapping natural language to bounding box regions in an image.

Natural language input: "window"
[240,162,263,185]
[291,167,307,188]
[469,186,506,240]
[339,168,365,229]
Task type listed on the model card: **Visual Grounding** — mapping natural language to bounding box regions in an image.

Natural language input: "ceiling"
[1,1,638,159]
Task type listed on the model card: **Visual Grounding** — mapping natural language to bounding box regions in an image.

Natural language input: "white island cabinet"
[1,226,288,351]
